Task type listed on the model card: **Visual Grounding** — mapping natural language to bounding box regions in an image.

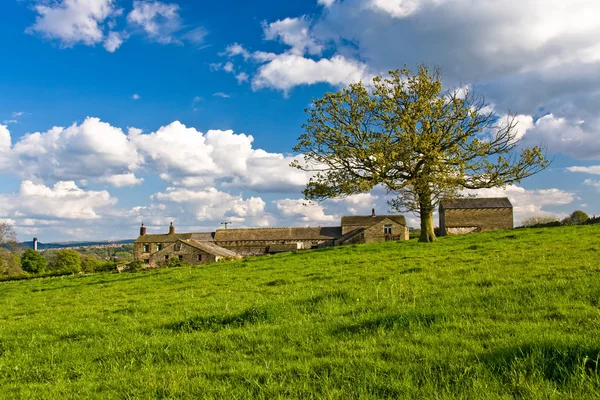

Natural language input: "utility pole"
[221,222,232,229]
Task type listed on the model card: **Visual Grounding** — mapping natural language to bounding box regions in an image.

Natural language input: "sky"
[1,0,600,242]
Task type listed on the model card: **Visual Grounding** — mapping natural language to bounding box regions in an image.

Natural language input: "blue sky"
[1,0,600,242]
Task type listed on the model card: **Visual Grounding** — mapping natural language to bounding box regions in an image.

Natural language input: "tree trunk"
[419,211,436,242]
[418,191,436,243]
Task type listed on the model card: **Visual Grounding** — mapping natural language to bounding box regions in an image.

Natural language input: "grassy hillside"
[1,225,599,399]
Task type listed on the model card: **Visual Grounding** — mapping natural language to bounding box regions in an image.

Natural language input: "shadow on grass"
[480,343,600,385]
[296,290,352,314]
[333,312,440,335]
[167,307,273,332]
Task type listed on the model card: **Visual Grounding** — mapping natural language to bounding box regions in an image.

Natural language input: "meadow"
[1,225,599,399]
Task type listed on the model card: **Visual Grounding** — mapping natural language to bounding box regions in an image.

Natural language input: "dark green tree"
[563,210,589,226]
[49,249,82,274]
[292,65,549,242]
[21,249,47,274]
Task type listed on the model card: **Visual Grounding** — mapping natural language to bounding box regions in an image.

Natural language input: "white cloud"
[275,199,336,223]
[127,0,182,44]
[223,62,235,73]
[0,125,13,171]
[236,72,249,83]
[567,166,600,175]
[12,112,24,118]
[318,0,336,7]
[26,0,121,48]
[99,173,144,187]
[0,181,117,221]
[263,17,322,55]
[213,92,231,98]
[132,93,141,100]
[252,54,372,93]
[2,120,17,125]
[522,114,600,160]
[103,31,124,52]
[12,117,140,182]
[152,187,266,223]
[584,179,600,191]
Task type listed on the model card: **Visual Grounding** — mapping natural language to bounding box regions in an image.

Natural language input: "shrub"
[21,249,47,274]
[0,249,23,276]
[562,210,589,226]
[164,258,183,268]
[521,215,559,227]
[48,249,82,274]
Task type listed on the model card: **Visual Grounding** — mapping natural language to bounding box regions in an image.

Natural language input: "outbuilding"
[439,197,513,236]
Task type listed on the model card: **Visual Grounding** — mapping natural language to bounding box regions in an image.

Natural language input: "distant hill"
[18,239,135,250]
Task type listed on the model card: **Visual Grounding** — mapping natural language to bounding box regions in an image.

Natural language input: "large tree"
[292,66,549,242]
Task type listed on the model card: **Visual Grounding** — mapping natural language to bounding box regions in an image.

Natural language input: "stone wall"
[440,208,513,235]
[363,219,409,243]
[148,242,216,267]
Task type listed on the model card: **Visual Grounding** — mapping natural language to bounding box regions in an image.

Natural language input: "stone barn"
[439,197,513,236]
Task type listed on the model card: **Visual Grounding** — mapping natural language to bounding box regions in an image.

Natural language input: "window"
[165,255,169,260]
[144,259,150,264]
[174,243,182,251]
[178,255,183,261]
[143,244,149,253]
[197,254,202,262]
[157,244,163,251]
[384,225,393,234]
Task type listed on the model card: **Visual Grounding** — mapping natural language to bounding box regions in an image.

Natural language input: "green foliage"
[521,215,560,227]
[80,255,116,273]
[0,249,22,276]
[47,249,82,274]
[20,249,47,274]
[293,65,549,242]
[164,257,183,268]
[563,210,589,226]
[0,225,599,397]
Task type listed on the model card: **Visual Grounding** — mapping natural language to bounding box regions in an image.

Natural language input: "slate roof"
[135,232,214,243]
[214,227,342,242]
[440,197,513,210]
[180,240,240,258]
[135,233,193,243]
[341,215,407,227]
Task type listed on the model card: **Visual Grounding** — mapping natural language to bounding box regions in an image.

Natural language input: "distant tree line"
[520,210,598,228]
[1,223,134,280]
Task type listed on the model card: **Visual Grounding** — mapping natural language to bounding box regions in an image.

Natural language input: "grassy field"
[1,225,599,399]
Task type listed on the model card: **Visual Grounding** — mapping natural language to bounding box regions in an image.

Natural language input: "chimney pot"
[169,222,175,235]
[33,237,38,251]
[140,223,146,236]
[372,208,376,217]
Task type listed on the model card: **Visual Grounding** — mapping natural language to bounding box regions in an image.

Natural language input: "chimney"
[169,222,175,235]
[33,237,38,251]
[372,208,376,217]
[140,223,146,236]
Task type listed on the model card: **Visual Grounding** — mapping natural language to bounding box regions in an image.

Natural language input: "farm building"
[134,211,409,267]
[439,197,513,236]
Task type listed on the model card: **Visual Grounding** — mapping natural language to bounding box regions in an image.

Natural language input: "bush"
[164,258,183,268]
[521,215,559,227]
[48,249,82,274]
[0,249,23,276]
[563,210,589,226]
[21,249,47,274]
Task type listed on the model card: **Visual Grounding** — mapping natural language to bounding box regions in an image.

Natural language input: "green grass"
[1,225,600,399]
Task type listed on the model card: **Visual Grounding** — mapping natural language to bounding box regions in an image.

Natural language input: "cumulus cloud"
[152,187,267,223]
[103,30,125,52]
[26,0,121,48]
[127,0,182,44]
[0,181,117,221]
[275,199,336,223]
[584,179,600,191]
[252,54,372,93]
[263,17,322,55]
[12,117,140,183]
[567,166,600,175]
[99,173,144,187]
[521,114,600,160]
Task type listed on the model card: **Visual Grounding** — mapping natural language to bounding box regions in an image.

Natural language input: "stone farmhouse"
[134,211,409,267]
[439,197,513,236]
